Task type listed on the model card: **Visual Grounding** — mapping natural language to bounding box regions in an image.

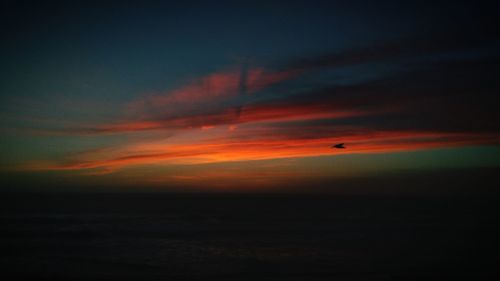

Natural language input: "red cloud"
[72,89,393,135]
[127,67,298,114]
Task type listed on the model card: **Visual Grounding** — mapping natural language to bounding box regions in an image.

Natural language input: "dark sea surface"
[1,191,498,280]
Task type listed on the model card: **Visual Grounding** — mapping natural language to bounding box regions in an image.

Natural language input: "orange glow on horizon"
[24,130,499,174]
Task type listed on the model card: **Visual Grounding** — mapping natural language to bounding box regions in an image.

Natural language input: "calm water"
[1,192,498,280]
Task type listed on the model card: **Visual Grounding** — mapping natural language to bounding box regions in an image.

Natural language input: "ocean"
[1,192,498,280]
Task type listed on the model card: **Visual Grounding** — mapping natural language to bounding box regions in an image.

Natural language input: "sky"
[1,0,499,192]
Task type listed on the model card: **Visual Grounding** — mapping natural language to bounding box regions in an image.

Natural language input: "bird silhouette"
[332,143,345,149]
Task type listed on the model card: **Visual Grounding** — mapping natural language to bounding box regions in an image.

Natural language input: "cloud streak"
[15,32,500,176]
[26,128,499,174]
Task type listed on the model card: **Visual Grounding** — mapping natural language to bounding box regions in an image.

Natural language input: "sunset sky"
[1,1,499,191]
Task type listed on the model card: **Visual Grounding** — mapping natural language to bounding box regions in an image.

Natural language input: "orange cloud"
[27,130,499,174]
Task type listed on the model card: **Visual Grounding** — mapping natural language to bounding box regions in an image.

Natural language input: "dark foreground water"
[1,192,498,280]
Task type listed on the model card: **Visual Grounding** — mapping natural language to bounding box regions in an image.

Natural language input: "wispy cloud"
[14,32,500,175]
[126,67,299,115]
[25,128,499,174]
